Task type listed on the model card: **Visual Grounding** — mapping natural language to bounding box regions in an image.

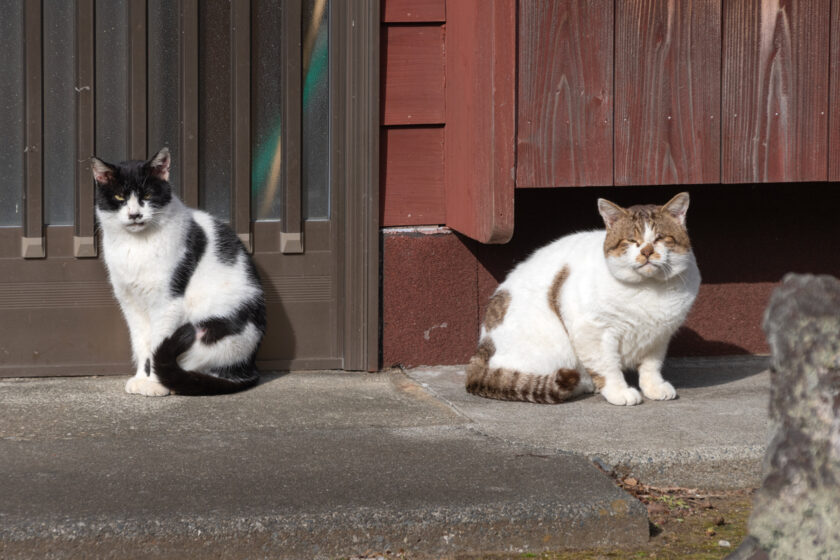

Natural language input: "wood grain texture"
[615,0,721,186]
[381,127,445,226]
[722,0,830,183]
[516,0,613,187]
[445,0,516,244]
[382,25,445,125]
[830,0,840,181]
[382,0,445,22]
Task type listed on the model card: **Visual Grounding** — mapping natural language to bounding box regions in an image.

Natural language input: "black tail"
[153,323,259,396]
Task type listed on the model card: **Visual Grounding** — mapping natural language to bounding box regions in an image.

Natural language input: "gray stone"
[729,274,840,560]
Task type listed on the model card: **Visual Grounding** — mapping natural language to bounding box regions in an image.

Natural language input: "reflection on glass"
[147,0,180,192]
[44,0,76,226]
[95,0,128,164]
[251,0,285,222]
[302,0,329,220]
[198,0,232,222]
[251,0,330,223]
[0,1,24,227]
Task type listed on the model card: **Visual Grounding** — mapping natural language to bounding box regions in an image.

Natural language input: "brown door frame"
[333,0,380,371]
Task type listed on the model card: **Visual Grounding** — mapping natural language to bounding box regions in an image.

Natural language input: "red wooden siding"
[614,1,721,186]
[381,25,445,126]
[445,0,516,243]
[380,127,445,226]
[722,0,831,183]
[383,0,445,23]
[380,1,446,227]
[830,0,840,181]
[379,0,840,239]
[516,0,613,187]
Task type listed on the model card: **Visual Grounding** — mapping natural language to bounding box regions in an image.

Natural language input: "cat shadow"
[669,327,750,357]
[256,371,291,388]
[253,263,297,379]
[626,328,768,390]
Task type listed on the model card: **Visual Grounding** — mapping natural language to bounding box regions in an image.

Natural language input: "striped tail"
[153,323,259,396]
[465,339,580,404]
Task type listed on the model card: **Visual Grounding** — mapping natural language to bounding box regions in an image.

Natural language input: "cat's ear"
[147,147,171,182]
[91,157,116,186]
[597,199,627,228]
[661,192,690,226]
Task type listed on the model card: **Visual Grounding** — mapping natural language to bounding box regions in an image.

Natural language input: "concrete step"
[406,356,771,489]
[0,371,648,559]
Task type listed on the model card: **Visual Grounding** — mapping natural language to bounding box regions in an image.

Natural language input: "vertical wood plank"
[516,0,613,187]
[232,0,252,249]
[23,0,44,257]
[445,0,516,244]
[129,0,147,160]
[179,0,199,207]
[830,0,840,180]
[722,0,830,183]
[614,0,721,186]
[75,0,97,257]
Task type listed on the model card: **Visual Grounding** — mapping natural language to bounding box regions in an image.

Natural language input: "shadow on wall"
[467,183,840,357]
[669,327,749,357]
[474,183,840,285]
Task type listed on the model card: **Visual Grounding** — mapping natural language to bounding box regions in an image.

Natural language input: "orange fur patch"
[548,266,570,324]
[587,369,606,390]
[483,290,511,331]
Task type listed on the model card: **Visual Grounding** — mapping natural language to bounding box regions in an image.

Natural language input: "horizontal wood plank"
[615,0,721,185]
[381,127,445,226]
[722,0,830,183]
[382,0,445,22]
[516,0,613,187]
[382,25,445,125]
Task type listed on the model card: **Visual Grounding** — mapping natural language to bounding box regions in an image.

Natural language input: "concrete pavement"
[0,358,769,559]
[407,356,771,489]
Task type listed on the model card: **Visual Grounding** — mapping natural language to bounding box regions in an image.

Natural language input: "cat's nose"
[640,244,654,258]
[128,212,142,221]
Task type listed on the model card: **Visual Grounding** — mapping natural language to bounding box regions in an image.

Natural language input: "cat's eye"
[114,194,125,201]
[143,193,152,200]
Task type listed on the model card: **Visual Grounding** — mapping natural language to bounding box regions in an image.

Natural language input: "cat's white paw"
[602,386,643,406]
[641,380,677,401]
[125,376,170,397]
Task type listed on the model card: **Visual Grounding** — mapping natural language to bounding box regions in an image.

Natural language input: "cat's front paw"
[602,386,643,406]
[641,380,677,401]
[125,376,170,397]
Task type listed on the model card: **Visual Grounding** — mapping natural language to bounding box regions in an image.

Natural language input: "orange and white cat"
[466,193,700,406]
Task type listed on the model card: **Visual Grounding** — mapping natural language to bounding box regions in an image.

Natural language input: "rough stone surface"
[729,274,840,560]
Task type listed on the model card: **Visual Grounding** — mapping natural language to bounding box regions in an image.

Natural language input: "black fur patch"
[198,298,266,344]
[170,219,207,297]
[153,322,259,396]
[213,219,242,265]
[94,158,173,213]
[144,359,151,376]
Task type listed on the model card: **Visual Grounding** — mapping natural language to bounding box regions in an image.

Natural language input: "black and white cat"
[92,147,266,396]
